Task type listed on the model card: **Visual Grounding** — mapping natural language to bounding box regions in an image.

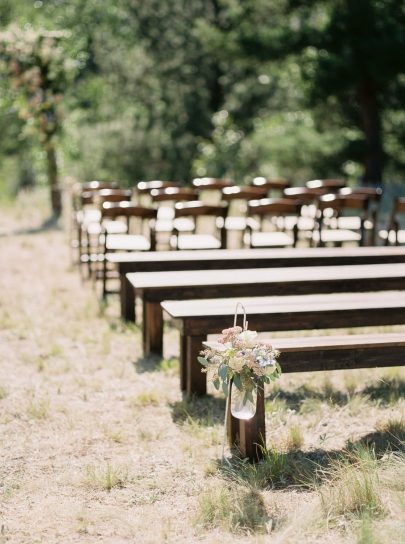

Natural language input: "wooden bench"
[107,246,405,321]
[127,262,405,357]
[161,290,405,396]
[204,333,405,461]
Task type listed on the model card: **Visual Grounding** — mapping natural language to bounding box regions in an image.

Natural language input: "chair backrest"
[137,180,181,195]
[151,187,198,203]
[96,189,133,205]
[174,201,228,219]
[222,185,268,202]
[283,186,327,203]
[102,201,157,220]
[73,181,120,210]
[318,193,369,215]
[192,177,233,190]
[339,186,383,202]
[81,180,118,192]
[251,177,291,193]
[306,179,346,191]
[247,198,302,218]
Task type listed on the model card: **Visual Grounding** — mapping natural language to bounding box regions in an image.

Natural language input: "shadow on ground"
[133,354,179,374]
[0,215,61,237]
[267,376,405,410]
[215,425,405,491]
[170,395,226,426]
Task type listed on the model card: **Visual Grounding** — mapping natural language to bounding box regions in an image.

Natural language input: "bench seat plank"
[128,263,405,356]
[107,246,405,321]
[162,290,405,396]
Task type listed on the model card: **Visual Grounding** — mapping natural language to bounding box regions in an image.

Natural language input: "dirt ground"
[0,191,404,544]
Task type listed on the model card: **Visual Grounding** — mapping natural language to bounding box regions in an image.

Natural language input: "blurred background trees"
[0,0,404,211]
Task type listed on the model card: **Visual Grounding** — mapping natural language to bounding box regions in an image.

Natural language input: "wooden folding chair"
[81,189,132,278]
[339,186,383,245]
[221,185,267,248]
[379,196,405,246]
[245,198,302,248]
[100,202,158,298]
[312,193,369,247]
[170,201,228,250]
[192,177,233,204]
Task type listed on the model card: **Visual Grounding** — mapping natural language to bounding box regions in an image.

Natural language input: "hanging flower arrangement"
[198,304,281,421]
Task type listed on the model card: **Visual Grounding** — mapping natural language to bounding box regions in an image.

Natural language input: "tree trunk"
[357,78,383,186]
[46,143,62,217]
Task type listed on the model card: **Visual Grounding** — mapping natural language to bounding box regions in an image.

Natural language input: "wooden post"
[237,383,266,462]
[142,301,163,356]
[180,334,187,392]
[186,335,207,396]
[120,273,136,322]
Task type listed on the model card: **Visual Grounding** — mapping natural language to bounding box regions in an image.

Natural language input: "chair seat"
[170,234,222,250]
[312,229,362,244]
[336,216,362,230]
[248,231,295,248]
[283,216,315,231]
[225,217,260,231]
[105,234,151,251]
[379,230,405,245]
[87,220,128,235]
[155,217,195,233]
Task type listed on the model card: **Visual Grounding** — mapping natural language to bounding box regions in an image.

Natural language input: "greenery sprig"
[198,325,281,400]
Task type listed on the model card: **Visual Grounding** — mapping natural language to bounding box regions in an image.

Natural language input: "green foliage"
[0,0,405,192]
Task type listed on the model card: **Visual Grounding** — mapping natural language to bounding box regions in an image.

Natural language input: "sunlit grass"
[195,484,269,534]
[82,462,129,491]
[318,446,384,522]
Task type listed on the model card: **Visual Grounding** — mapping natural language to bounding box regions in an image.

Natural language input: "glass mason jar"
[230,382,257,420]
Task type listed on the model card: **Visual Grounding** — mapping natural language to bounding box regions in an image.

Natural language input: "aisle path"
[0,200,221,544]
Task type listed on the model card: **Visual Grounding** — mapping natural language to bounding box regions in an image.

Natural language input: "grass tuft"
[319,446,384,522]
[131,391,160,407]
[285,424,304,451]
[83,462,129,491]
[0,386,8,400]
[26,398,50,420]
[195,484,268,534]
[221,448,314,489]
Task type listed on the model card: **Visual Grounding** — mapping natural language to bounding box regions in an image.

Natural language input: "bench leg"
[180,334,187,392]
[229,384,266,462]
[142,301,163,357]
[186,335,207,396]
[120,274,136,322]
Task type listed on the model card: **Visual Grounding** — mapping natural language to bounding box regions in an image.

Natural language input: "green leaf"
[233,373,242,390]
[218,364,228,381]
[197,356,209,367]
[213,378,220,390]
[222,380,229,396]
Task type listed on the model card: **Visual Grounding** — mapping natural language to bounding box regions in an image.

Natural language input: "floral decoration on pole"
[0,25,76,216]
[198,304,281,421]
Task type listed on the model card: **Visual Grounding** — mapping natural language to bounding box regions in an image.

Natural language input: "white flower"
[228,356,245,372]
[237,330,258,348]
[264,362,277,375]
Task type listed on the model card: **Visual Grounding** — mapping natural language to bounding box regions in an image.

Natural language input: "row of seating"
[69,177,405,297]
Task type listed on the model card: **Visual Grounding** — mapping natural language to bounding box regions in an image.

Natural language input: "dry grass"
[0,190,404,543]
